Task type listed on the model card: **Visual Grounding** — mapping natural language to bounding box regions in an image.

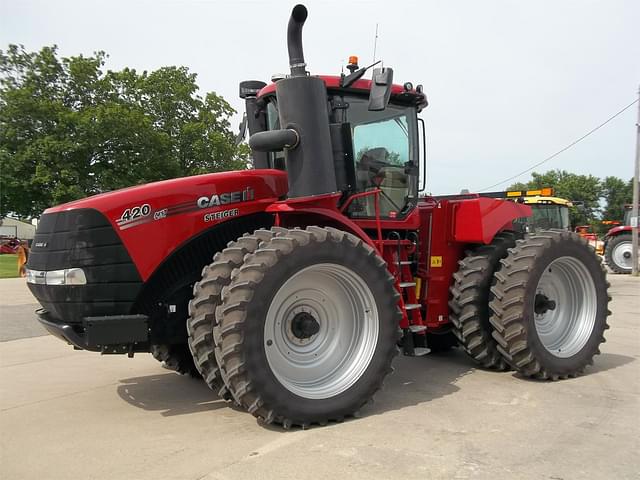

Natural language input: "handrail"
[340,189,383,251]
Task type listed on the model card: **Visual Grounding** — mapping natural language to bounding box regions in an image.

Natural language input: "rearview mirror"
[368,67,394,111]
[235,113,248,145]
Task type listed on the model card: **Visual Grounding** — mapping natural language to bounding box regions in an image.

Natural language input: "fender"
[605,225,632,239]
[453,197,531,244]
[265,194,379,250]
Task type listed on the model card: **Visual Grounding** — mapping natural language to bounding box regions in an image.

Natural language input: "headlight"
[26,269,47,284]
[64,268,87,285]
[25,268,87,286]
[45,269,66,285]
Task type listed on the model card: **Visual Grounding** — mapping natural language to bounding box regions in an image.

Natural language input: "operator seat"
[355,147,408,216]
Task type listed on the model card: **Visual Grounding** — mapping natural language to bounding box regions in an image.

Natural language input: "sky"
[2,0,639,195]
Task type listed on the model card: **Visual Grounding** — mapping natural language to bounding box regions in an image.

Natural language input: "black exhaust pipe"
[287,4,308,77]
[247,4,337,198]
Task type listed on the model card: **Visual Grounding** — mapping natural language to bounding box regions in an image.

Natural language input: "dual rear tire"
[452,230,610,379]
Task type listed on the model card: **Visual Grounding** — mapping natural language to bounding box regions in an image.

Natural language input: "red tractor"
[26,5,610,428]
[604,204,637,273]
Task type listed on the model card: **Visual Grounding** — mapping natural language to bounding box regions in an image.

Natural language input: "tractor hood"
[44,170,287,218]
[46,169,288,218]
[38,169,288,280]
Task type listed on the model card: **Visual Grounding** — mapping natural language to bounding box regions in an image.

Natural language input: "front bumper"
[36,309,149,353]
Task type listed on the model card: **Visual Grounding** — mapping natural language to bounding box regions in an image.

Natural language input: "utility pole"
[632,85,640,276]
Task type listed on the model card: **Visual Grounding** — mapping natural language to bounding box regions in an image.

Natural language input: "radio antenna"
[372,23,379,63]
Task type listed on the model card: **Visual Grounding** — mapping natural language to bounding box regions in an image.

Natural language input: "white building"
[0,217,36,240]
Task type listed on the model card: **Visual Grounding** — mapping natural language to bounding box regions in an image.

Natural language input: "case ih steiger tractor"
[26,5,610,428]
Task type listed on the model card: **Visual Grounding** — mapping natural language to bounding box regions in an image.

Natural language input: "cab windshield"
[515,204,570,231]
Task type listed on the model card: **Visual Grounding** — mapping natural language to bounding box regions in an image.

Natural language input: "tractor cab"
[239,56,427,221]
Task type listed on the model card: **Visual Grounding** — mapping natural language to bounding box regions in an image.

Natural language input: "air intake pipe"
[239,80,269,169]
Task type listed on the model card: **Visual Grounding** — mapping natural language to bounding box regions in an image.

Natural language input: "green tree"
[508,169,603,226]
[0,45,248,218]
[601,176,633,222]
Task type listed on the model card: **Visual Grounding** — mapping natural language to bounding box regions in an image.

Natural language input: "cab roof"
[257,75,422,105]
[522,196,573,207]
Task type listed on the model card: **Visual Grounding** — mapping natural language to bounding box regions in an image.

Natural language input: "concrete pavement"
[0,275,638,480]
[0,278,45,342]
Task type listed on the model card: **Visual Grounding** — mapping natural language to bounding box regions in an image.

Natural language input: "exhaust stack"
[287,4,308,77]
[249,4,337,199]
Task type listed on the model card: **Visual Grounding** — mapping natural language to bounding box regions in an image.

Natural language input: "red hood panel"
[46,169,288,214]
[45,169,288,280]
[606,225,631,237]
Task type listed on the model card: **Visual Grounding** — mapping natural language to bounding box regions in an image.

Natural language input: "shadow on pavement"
[116,348,476,427]
[588,352,636,374]
[115,350,632,427]
[117,372,232,417]
[369,349,474,417]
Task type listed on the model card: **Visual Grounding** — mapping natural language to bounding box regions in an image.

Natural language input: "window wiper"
[341,60,382,88]
[394,117,408,137]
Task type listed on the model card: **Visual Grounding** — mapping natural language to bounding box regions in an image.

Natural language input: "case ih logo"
[197,187,254,209]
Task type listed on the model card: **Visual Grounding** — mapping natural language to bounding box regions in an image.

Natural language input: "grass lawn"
[0,254,20,279]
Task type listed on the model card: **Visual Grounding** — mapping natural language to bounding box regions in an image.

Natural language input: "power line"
[477,98,640,192]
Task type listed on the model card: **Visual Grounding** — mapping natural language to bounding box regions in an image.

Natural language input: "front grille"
[27,209,142,323]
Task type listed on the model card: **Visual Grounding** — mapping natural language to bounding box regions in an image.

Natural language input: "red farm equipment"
[604,204,637,273]
[26,5,610,428]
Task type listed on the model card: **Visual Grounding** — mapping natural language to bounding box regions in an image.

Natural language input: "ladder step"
[404,303,421,311]
[412,347,431,356]
[409,325,427,333]
[399,261,413,265]
[399,281,416,288]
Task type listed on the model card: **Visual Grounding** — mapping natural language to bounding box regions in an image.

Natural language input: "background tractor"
[604,204,637,273]
[26,4,610,428]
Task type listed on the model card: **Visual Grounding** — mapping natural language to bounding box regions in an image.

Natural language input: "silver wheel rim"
[263,263,379,399]
[534,256,597,358]
[612,240,632,270]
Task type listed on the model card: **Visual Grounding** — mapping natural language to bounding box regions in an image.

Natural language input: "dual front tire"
[189,226,400,427]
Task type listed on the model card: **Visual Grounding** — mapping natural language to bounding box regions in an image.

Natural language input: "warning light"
[523,187,554,196]
[348,55,359,66]
[505,187,555,198]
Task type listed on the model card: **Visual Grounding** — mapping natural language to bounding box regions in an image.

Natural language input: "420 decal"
[116,204,151,227]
